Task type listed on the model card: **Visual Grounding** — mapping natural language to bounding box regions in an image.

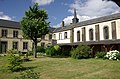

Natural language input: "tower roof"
[74,8,77,18]
[72,8,79,23]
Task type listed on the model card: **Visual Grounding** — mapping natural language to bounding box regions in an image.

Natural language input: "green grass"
[0,56,120,79]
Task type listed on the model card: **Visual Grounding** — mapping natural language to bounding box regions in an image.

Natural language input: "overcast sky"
[0,0,120,27]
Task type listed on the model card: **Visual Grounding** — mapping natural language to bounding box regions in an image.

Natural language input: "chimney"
[61,21,64,27]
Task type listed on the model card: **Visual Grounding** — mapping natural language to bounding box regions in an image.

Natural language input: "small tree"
[21,3,49,58]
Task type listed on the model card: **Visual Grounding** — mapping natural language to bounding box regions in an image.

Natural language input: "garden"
[0,44,120,79]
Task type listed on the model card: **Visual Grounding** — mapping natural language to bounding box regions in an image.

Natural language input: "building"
[37,27,56,48]
[0,19,33,53]
[52,9,120,55]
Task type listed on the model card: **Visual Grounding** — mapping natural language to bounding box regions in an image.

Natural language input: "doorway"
[0,41,7,53]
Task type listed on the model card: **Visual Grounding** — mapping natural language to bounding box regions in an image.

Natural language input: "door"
[1,42,7,53]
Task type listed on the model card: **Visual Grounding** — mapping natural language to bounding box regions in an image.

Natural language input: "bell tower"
[72,8,79,24]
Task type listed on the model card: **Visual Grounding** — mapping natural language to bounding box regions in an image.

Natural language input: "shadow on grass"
[47,56,70,58]
[13,66,37,72]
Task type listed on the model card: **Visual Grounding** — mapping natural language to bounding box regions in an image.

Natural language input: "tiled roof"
[0,19,21,29]
[53,13,120,32]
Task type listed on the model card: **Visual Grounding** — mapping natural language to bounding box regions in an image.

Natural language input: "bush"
[61,50,71,57]
[71,44,91,59]
[95,52,106,58]
[14,69,39,79]
[105,50,120,60]
[116,53,120,60]
[53,45,60,51]
[8,54,24,72]
[37,46,45,53]
[45,46,57,56]
[27,50,34,56]
[7,49,19,54]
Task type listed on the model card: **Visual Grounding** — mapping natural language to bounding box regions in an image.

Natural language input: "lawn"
[0,56,120,79]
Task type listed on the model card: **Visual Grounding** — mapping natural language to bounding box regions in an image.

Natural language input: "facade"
[52,10,120,55]
[0,19,33,53]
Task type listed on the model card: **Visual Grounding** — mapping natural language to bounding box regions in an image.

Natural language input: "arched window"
[59,33,62,40]
[64,32,67,39]
[77,31,80,41]
[103,26,109,39]
[89,29,93,41]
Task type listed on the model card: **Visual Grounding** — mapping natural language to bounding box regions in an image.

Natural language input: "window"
[89,29,93,41]
[77,31,80,41]
[23,42,28,50]
[82,27,86,42]
[64,32,67,39]
[41,35,45,40]
[59,33,62,40]
[13,30,18,38]
[53,34,56,39]
[2,29,7,37]
[41,42,45,47]
[111,21,116,39]
[95,25,99,41]
[103,26,109,39]
[49,34,52,40]
[13,42,18,50]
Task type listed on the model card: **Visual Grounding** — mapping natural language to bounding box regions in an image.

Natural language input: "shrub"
[116,53,120,60]
[61,50,71,56]
[71,44,91,59]
[14,69,39,79]
[27,50,34,56]
[95,52,106,58]
[37,46,45,53]
[7,49,19,54]
[8,54,23,72]
[53,45,60,51]
[105,50,120,60]
[45,46,57,56]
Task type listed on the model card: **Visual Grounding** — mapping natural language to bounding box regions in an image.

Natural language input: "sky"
[0,0,120,28]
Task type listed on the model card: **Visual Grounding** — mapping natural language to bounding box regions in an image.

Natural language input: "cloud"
[53,0,120,27]
[53,15,97,27]
[69,0,120,17]
[0,12,14,20]
[32,0,54,6]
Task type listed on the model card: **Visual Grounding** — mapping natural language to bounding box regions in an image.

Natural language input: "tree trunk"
[34,41,37,58]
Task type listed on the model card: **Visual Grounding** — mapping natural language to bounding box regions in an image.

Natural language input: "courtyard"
[0,56,120,79]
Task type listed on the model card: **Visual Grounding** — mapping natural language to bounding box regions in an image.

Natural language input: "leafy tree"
[21,3,49,58]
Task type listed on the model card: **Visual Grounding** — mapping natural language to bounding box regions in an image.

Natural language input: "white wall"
[74,19,120,43]
[53,30,71,44]
[116,19,120,39]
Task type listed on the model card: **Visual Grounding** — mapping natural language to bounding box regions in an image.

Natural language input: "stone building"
[0,19,33,53]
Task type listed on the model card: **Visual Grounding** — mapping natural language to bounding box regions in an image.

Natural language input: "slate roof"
[0,19,21,29]
[53,13,120,32]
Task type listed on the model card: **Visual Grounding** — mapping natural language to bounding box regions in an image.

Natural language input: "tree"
[21,3,49,58]
[103,0,120,7]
